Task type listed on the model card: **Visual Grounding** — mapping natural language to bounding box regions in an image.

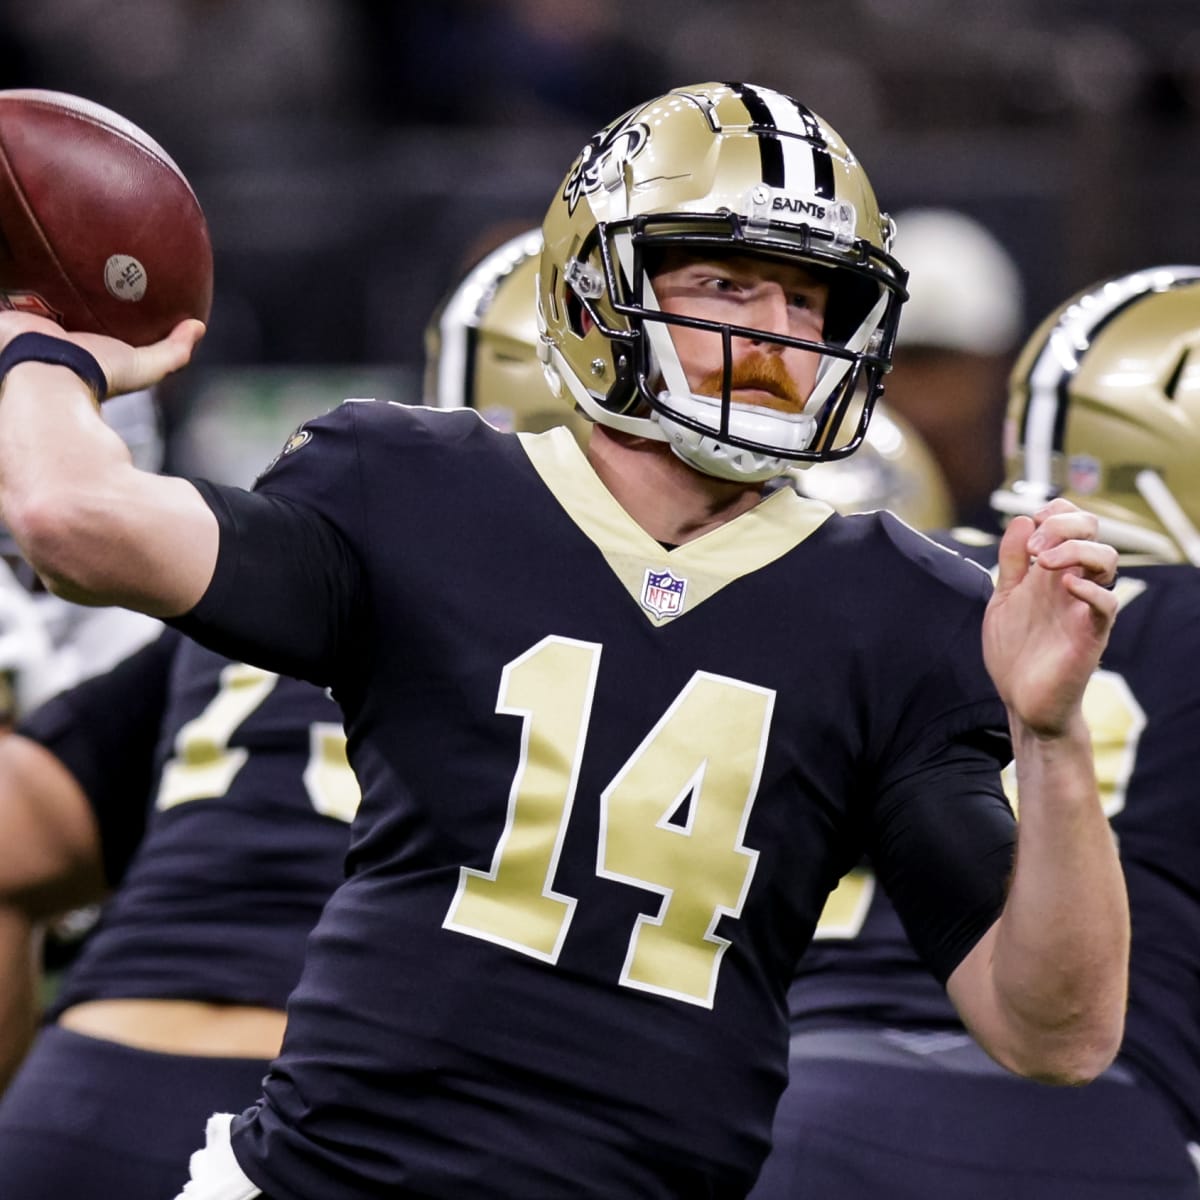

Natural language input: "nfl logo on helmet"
[641,568,688,620]
[1067,454,1101,495]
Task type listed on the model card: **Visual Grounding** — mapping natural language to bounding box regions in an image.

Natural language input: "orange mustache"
[695,353,807,413]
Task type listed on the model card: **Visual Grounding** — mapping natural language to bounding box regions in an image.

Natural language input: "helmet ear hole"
[566,291,588,337]
[1163,349,1189,401]
[544,264,562,325]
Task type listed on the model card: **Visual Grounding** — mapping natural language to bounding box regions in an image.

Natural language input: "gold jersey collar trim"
[518,426,834,625]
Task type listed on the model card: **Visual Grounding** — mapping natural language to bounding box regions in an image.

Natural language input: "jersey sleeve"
[16,627,181,886]
[167,403,369,688]
[865,729,1015,984]
[859,521,1016,984]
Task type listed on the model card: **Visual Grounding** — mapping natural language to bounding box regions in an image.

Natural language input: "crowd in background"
[1,0,1198,375]
[0,1,1190,517]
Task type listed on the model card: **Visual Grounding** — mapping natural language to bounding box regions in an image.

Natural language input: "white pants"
[173,1113,262,1200]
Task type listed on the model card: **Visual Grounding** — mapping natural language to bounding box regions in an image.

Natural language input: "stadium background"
[1,0,1197,478]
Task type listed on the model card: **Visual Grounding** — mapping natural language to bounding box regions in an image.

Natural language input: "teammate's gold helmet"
[424,229,588,445]
[538,82,907,482]
[995,265,1200,563]
[791,402,953,530]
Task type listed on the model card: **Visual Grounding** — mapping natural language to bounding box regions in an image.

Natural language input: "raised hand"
[983,499,1119,737]
[0,312,205,400]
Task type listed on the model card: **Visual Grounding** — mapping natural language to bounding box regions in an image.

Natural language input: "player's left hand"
[983,498,1118,737]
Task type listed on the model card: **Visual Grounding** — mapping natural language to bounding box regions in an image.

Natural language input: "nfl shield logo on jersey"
[641,568,688,620]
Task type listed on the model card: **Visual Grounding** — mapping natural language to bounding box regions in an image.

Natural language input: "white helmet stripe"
[1021,266,1200,497]
[434,229,543,412]
[734,84,834,200]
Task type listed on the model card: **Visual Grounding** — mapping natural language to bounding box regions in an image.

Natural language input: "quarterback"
[0,83,1125,1198]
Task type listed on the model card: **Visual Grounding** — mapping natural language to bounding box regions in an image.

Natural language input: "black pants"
[0,1023,272,1200]
[748,1029,1198,1200]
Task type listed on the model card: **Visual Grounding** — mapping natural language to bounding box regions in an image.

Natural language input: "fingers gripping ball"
[0,89,212,345]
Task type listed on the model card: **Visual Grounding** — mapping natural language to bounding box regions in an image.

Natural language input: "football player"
[0,83,1125,1200]
[0,631,359,1198]
[750,266,1200,1199]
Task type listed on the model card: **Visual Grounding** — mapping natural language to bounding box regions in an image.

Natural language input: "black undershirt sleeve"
[168,479,366,688]
[866,730,1016,985]
[17,628,181,887]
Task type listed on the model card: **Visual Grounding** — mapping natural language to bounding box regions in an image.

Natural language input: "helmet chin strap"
[659,417,798,483]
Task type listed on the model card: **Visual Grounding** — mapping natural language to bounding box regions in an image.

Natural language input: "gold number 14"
[443,636,775,1008]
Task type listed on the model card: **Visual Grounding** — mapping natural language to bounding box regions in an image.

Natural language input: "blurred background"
[2,0,1198,504]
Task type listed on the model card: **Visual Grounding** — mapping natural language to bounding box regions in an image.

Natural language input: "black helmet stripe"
[787,99,837,200]
[727,83,835,199]
[729,82,785,187]
[1018,268,1200,494]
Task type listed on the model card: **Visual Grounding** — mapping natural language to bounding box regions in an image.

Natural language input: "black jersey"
[19,630,356,1013]
[792,530,1200,1148]
[174,403,1015,1199]
[19,629,179,886]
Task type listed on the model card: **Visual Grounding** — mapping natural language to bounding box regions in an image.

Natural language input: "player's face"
[650,252,829,412]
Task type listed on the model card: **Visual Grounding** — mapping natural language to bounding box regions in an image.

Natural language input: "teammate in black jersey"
[0,83,1125,1199]
[750,266,1200,1199]
[0,632,357,1198]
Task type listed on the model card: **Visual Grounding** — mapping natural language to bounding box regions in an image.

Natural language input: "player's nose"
[745,285,791,346]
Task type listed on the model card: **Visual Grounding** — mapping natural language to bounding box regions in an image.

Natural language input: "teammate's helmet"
[425,229,589,445]
[790,402,953,530]
[538,82,907,482]
[995,265,1200,563]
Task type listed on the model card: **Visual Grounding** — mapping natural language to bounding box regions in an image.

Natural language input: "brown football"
[0,89,212,346]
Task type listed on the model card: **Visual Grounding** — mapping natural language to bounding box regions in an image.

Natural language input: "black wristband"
[0,332,108,403]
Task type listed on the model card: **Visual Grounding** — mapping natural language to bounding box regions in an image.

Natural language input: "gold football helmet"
[790,401,953,529]
[537,82,907,482]
[425,229,589,445]
[995,265,1200,563]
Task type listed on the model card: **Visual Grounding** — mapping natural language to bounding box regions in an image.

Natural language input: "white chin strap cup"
[656,390,817,483]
